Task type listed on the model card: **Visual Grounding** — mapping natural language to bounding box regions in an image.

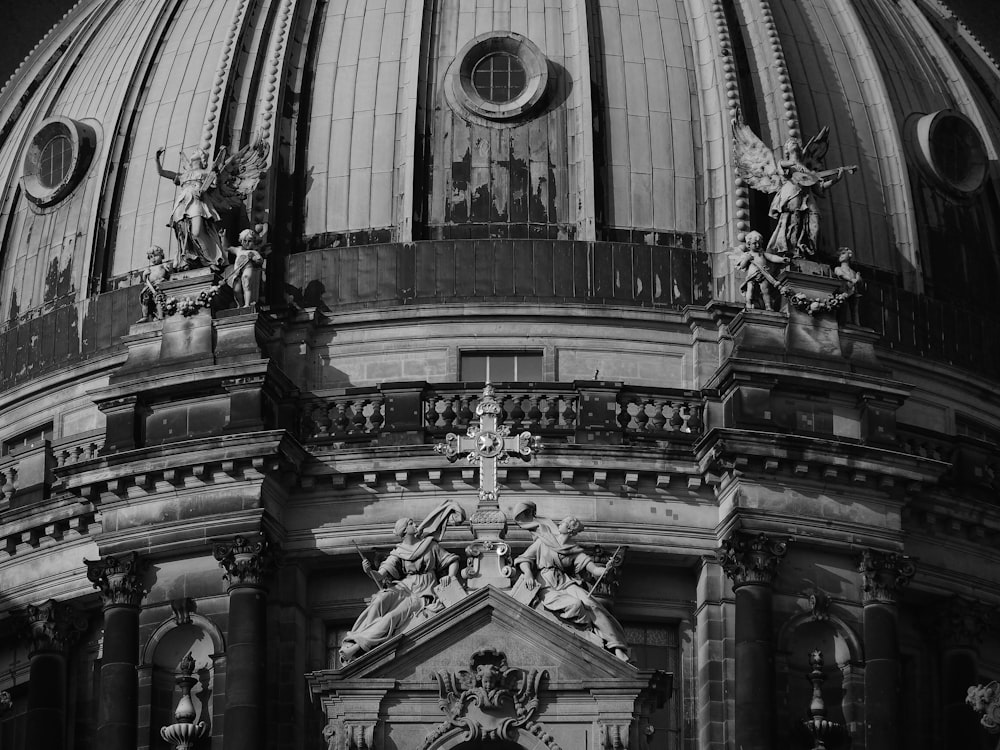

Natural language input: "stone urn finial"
[160,652,206,749]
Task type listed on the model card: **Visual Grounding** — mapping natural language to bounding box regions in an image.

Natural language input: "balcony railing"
[299,381,705,445]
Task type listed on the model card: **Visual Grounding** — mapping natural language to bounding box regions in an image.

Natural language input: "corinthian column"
[214,535,275,750]
[85,552,148,750]
[719,531,790,750]
[858,549,914,750]
[20,600,87,750]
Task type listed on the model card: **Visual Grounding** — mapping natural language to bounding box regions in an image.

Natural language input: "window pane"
[515,354,543,380]
[489,357,516,381]
[461,354,488,382]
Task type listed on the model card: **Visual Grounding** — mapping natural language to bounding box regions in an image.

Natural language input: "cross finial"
[434,384,542,513]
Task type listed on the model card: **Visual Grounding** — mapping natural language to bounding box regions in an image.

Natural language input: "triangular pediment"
[310,586,644,688]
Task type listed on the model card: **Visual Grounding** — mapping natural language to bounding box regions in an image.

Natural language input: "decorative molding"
[719,531,790,587]
[213,535,276,589]
[424,649,549,748]
[857,549,915,604]
[967,681,1000,734]
[84,551,148,608]
[19,599,87,655]
[934,596,992,649]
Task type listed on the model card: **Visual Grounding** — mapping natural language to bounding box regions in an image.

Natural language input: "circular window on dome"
[912,110,988,196]
[447,32,549,124]
[21,116,97,208]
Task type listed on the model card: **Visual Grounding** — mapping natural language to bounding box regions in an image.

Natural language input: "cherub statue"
[230,225,269,309]
[833,247,862,324]
[512,501,629,661]
[154,138,269,270]
[733,113,857,258]
[138,245,172,322]
[339,500,467,664]
[734,229,789,311]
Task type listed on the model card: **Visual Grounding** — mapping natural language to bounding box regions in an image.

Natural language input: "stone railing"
[51,430,105,468]
[299,381,705,445]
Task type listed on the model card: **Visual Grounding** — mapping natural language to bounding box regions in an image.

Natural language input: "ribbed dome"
[0,0,998,383]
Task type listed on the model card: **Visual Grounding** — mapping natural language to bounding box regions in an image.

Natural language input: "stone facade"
[0,2,998,750]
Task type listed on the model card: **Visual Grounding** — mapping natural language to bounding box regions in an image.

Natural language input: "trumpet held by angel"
[733,113,857,259]
[155,138,269,270]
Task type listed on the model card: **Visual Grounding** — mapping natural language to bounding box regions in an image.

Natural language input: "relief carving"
[424,648,556,749]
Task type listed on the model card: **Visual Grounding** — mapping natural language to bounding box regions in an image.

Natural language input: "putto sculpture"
[733,114,856,258]
[339,500,467,664]
[734,229,789,311]
[154,138,269,270]
[230,225,269,309]
[512,501,629,661]
[138,245,173,322]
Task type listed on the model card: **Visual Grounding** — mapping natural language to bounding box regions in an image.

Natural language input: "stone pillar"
[719,531,789,750]
[214,535,275,750]
[85,551,148,750]
[938,598,990,750]
[858,549,914,750]
[20,600,87,750]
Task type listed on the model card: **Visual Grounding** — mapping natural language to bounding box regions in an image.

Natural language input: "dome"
[0,3,998,750]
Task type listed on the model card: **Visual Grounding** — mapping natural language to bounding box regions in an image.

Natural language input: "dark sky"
[0,0,998,101]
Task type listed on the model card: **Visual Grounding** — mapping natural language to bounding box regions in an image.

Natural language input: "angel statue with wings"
[339,500,467,664]
[733,114,857,258]
[154,139,269,270]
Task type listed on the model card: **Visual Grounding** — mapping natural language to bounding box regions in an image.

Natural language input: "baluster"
[544,397,559,428]
[650,400,667,431]
[301,402,319,438]
[634,399,650,432]
[458,396,474,428]
[617,398,633,431]
[0,469,7,502]
[668,402,684,431]
[440,397,456,430]
[527,397,542,428]
[351,400,368,434]
[333,401,351,434]
[425,398,440,429]
[509,395,525,426]
[562,397,577,429]
[369,397,385,433]
[687,403,704,433]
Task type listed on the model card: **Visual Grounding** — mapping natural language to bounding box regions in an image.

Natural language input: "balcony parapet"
[299,380,705,447]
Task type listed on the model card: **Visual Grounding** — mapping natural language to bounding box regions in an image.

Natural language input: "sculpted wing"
[802,126,830,171]
[207,137,270,213]
[732,115,782,194]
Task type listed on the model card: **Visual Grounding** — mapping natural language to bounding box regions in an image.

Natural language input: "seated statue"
[512,501,629,661]
[340,501,465,664]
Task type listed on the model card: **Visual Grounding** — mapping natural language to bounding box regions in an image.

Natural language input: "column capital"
[934,596,992,649]
[85,551,149,608]
[858,549,914,604]
[719,531,790,588]
[213,535,276,589]
[19,599,87,655]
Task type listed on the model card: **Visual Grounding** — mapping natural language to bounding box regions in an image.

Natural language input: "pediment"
[309,586,649,688]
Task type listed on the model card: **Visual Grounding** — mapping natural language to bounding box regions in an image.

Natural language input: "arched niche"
[141,614,225,747]
[775,611,864,746]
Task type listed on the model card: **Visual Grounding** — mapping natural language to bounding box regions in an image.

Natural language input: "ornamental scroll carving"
[85,551,149,607]
[967,681,1000,733]
[423,649,558,749]
[719,532,790,588]
[857,549,915,604]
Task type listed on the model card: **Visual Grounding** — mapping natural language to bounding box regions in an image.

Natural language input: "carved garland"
[161,285,221,317]
[781,286,854,316]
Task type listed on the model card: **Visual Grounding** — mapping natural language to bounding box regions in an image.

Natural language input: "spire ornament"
[719,531,790,587]
[858,549,914,604]
[795,650,848,750]
[84,552,148,608]
[160,652,207,750]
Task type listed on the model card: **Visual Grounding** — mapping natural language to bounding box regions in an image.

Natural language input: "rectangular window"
[460,352,543,382]
[1,422,53,457]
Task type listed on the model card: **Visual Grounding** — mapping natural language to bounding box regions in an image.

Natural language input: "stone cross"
[433,384,541,590]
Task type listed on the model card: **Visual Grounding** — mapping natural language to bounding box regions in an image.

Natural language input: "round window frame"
[447,32,549,124]
[911,109,988,197]
[21,116,97,208]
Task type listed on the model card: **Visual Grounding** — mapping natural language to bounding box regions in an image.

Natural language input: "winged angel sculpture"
[733,114,856,258]
[155,138,269,269]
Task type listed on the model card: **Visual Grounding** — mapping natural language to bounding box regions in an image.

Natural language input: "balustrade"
[299,382,704,445]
